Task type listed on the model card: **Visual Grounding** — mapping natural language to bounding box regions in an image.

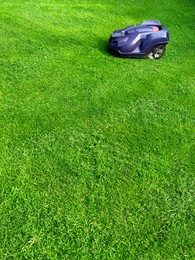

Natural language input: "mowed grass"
[0,0,195,259]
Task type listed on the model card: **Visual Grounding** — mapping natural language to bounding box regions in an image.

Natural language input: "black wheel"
[147,45,166,59]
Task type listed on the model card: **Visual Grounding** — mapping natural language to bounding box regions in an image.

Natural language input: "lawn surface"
[0,0,195,259]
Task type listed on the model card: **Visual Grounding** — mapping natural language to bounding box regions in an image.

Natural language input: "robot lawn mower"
[108,20,169,59]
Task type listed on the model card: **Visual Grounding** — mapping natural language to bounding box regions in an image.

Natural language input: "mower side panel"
[141,27,169,54]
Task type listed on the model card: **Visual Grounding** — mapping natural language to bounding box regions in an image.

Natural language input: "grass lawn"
[0,0,195,259]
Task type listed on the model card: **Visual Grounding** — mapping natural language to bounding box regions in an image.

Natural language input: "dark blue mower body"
[108,20,169,59]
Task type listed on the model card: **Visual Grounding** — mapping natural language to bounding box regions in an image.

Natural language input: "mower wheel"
[147,45,166,59]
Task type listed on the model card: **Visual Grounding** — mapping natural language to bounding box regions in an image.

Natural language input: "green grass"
[0,0,195,259]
